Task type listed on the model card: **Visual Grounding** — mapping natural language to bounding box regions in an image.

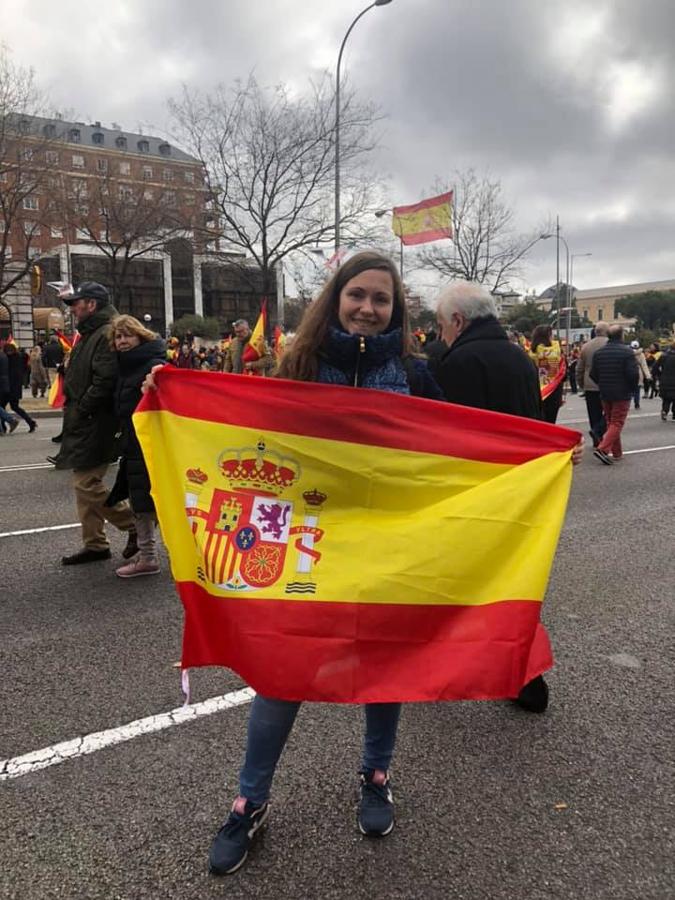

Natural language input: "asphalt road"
[1,395,673,900]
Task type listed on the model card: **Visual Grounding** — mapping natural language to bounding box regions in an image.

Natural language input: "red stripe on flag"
[178,582,552,703]
[400,227,452,246]
[137,368,580,466]
[392,191,453,217]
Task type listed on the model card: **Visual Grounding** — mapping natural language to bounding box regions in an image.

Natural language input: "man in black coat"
[431,282,542,418]
[52,282,136,565]
[432,281,578,714]
[589,324,638,465]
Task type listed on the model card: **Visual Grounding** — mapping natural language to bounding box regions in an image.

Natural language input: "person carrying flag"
[222,316,274,376]
[141,251,443,875]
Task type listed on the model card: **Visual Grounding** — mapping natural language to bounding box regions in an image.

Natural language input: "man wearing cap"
[52,282,137,565]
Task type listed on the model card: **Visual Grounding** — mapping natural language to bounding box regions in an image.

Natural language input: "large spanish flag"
[134,369,579,703]
[392,191,453,246]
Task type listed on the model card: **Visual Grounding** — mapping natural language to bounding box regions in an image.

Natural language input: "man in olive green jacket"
[52,282,136,565]
[222,319,274,375]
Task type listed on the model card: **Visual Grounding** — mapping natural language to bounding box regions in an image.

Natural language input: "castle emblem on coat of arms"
[184,440,326,593]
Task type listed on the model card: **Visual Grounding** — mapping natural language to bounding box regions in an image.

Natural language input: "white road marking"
[0,687,256,781]
[558,412,661,426]
[0,523,80,539]
[0,463,55,472]
[623,444,675,456]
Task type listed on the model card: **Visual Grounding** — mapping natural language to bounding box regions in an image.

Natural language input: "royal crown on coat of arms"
[217,439,300,495]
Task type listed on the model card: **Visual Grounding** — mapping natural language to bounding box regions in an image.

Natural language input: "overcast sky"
[4,0,675,300]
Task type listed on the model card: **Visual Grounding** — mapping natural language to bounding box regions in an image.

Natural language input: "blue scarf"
[317,327,410,395]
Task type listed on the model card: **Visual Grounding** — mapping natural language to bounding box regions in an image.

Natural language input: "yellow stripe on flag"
[136,411,572,608]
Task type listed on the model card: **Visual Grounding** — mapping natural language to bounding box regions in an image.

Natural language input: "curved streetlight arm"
[335,2,380,255]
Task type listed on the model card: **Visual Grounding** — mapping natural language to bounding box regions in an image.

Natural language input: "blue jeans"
[0,405,17,430]
[239,695,402,805]
[584,391,606,443]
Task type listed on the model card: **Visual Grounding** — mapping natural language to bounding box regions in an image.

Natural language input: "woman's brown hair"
[276,250,412,382]
[107,315,158,350]
[530,324,553,350]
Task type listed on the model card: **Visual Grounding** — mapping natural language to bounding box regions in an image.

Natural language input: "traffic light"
[30,264,42,297]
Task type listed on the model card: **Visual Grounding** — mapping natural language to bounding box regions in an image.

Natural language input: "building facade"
[574,279,675,328]
[0,116,275,345]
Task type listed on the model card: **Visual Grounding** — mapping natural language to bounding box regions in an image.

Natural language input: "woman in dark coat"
[106,316,166,578]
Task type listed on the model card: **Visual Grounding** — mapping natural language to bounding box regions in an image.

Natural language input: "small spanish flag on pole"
[241,299,268,376]
[392,191,453,246]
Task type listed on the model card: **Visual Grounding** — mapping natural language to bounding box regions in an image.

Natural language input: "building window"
[142,166,153,180]
[50,226,63,238]
[119,185,134,201]
[43,123,56,138]
[0,172,6,182]
[143,190,154,201]
[119,161,131,176]
[162,191,177,206]
[158,143,171,157]
[137,140,150,153]
[23,222,40,236]
[72,154,85,169]
[184,193,195,205]
[99,229,108,242]
[46,150,59,164]
[20,148,34,162]
[75,228,90,241]
[28,246,42,259]
[4,245,11,258]
[162,168,174,182]
[69,128,81,143]
[0,221,5,233]
[97,158,108,173]
[115,136,127,150]
[598,308,603,320]
[184,171,194,184]
[92,131,104,145]
[70,178,88,197]
[23,196,39,210]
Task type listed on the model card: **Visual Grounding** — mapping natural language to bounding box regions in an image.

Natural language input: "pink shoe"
[116,558,160,578]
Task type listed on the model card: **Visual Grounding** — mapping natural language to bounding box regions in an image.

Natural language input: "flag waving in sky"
[135,370,579,704]
[392,191,453,246]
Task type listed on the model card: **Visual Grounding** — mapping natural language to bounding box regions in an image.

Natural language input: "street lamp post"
[568,252,592,345]
[334,0,393,257]
[556,233,570,337]
[374,207,404,275]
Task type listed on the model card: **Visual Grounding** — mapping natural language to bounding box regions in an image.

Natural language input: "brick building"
[0,115,276,344]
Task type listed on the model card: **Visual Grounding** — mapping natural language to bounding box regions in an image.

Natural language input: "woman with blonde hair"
[105,315,166,578]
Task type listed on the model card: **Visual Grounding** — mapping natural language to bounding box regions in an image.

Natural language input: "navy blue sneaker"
[358,770,394,836]
[208,799,270,875]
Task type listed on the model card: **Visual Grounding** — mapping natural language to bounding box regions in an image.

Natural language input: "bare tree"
[0,45,59,299]
[169,74,384,314]
[59,167,194,303]
[418,170,549,293]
